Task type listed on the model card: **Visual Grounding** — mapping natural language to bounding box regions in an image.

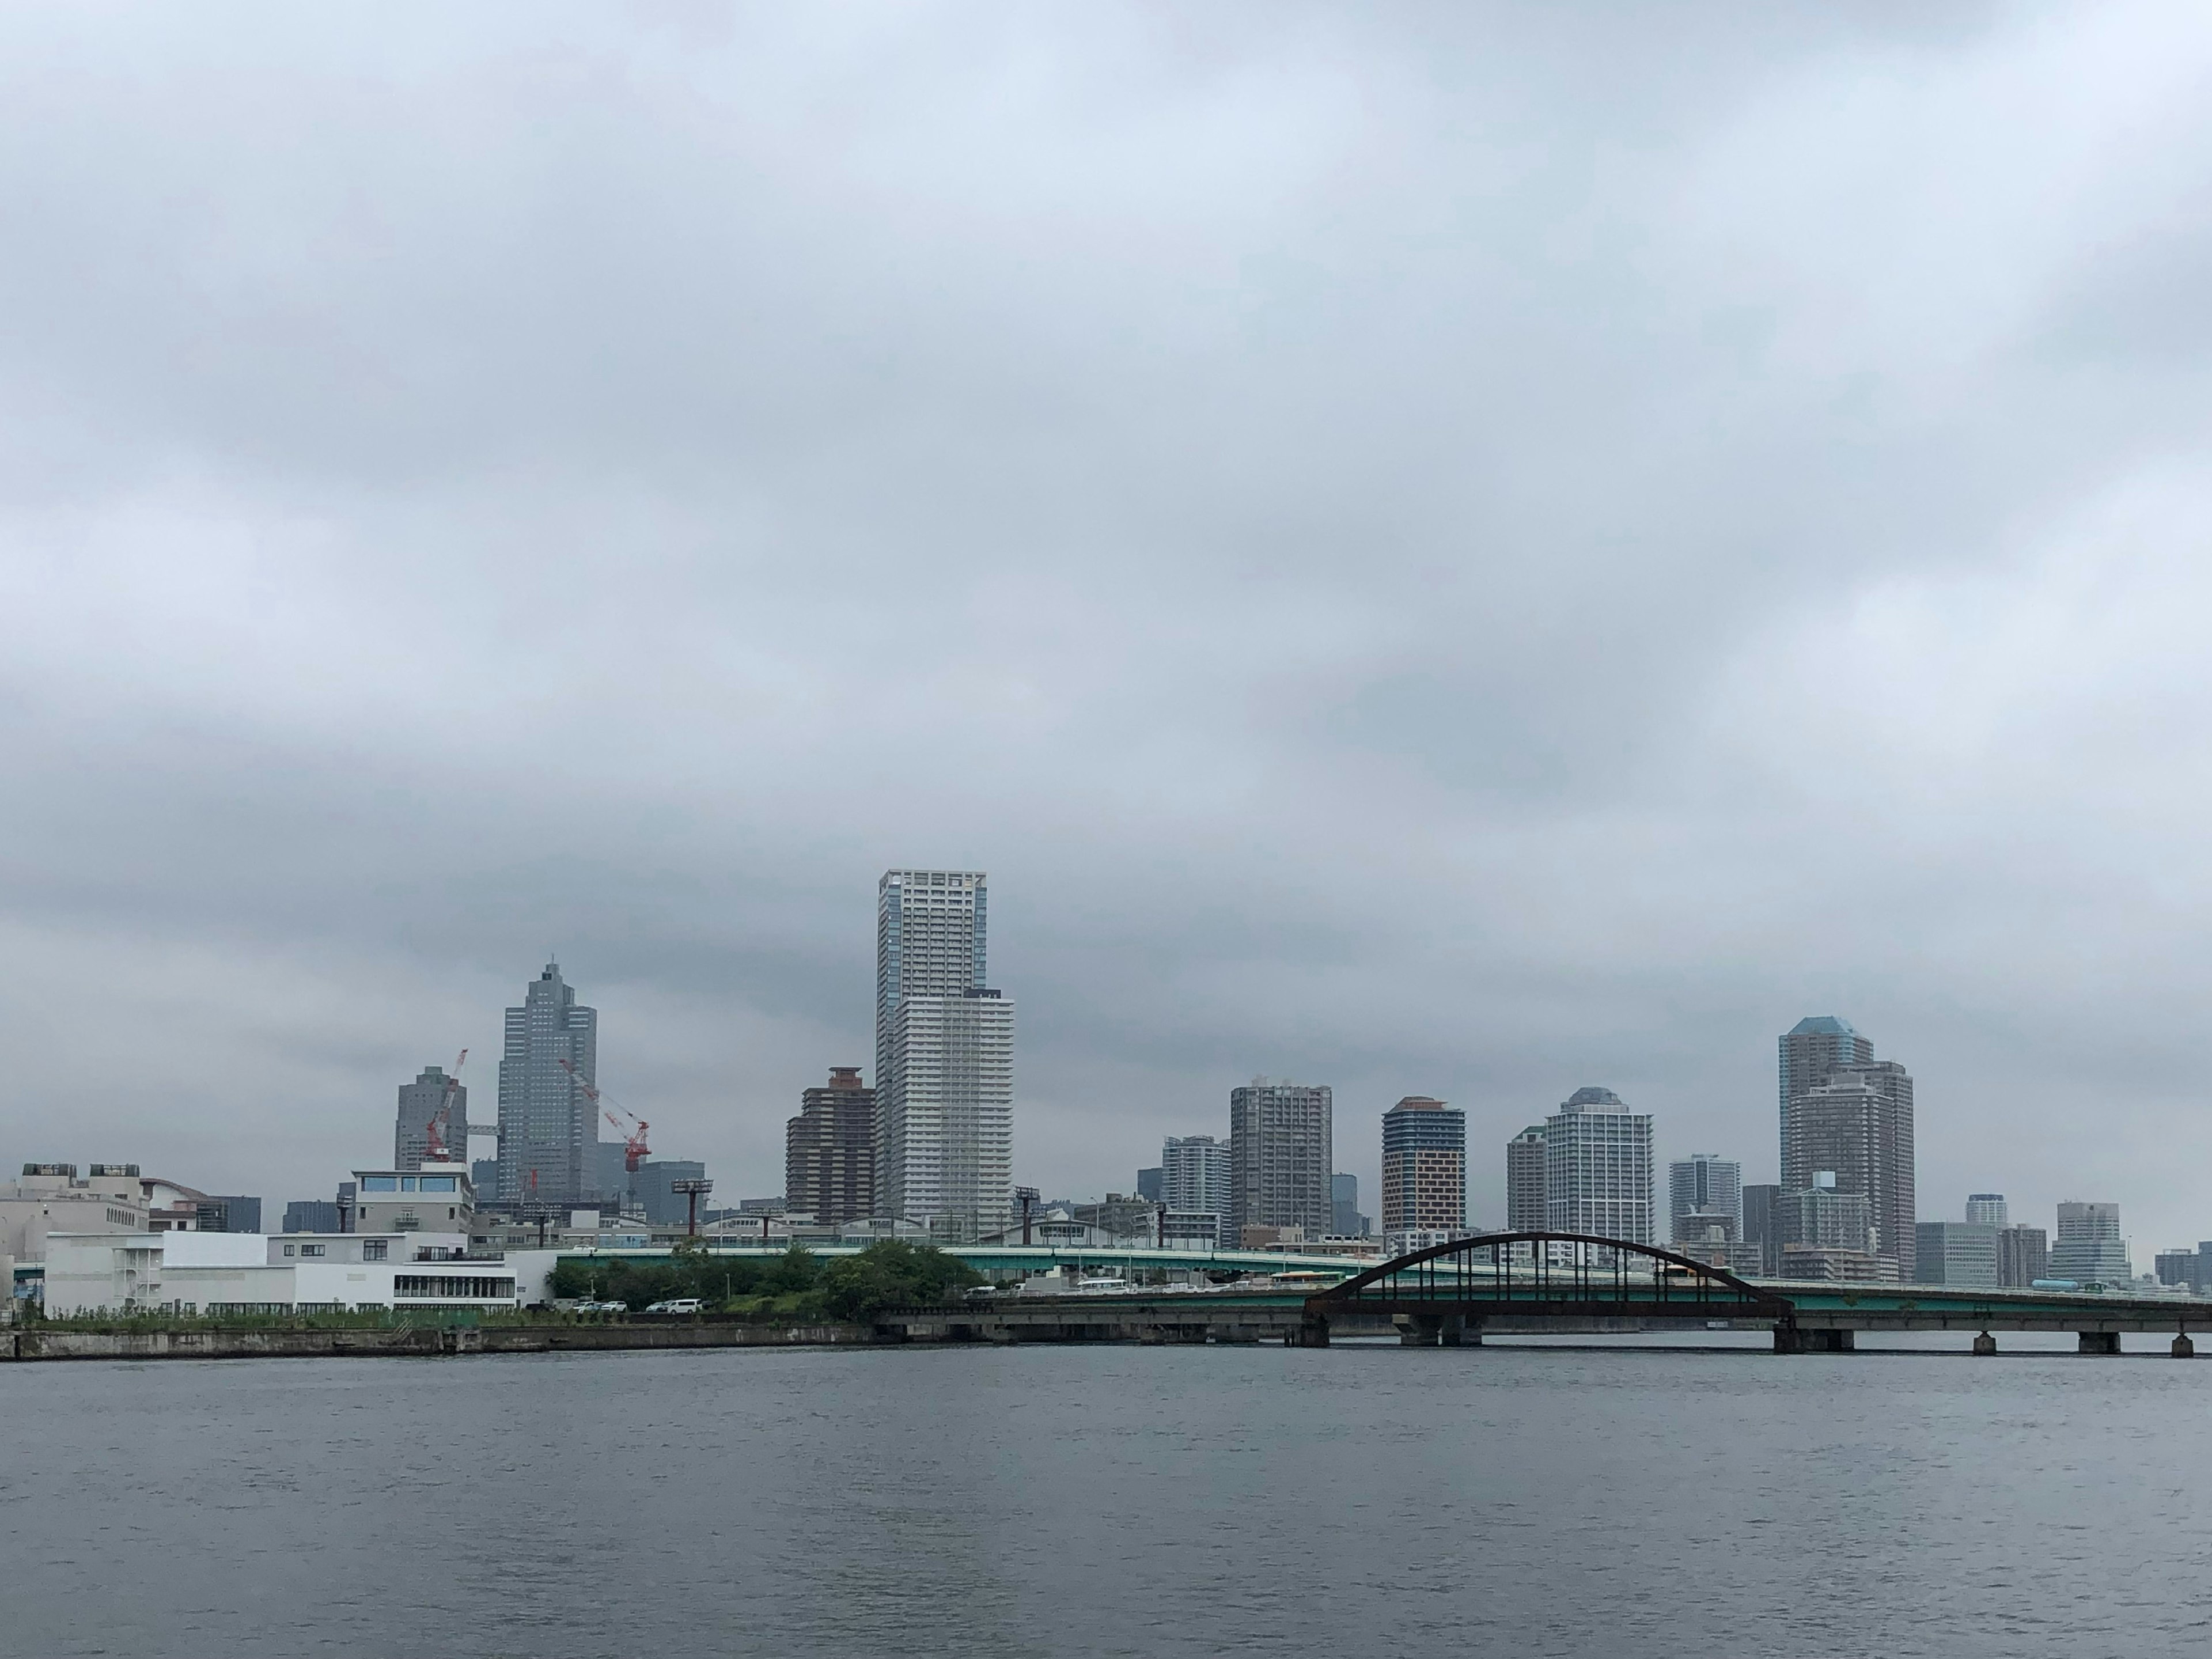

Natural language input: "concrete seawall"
[2,1323,877,1362]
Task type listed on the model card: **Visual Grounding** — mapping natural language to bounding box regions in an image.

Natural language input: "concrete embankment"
[2,1323,877,1362]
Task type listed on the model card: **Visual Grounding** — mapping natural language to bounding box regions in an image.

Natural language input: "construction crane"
[423,1048,467,1163]
[558,1058,649,1172]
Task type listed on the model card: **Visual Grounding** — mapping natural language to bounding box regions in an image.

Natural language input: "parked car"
[574,1300,629,1314]
[643,1297,704,1315]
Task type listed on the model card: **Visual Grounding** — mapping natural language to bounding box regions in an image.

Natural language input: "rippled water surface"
[5,1342,2211,1657]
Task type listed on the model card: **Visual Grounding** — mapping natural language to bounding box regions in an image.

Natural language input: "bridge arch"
[1310,1230,1791,1322]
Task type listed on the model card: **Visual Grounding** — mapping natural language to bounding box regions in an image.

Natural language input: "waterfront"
[5,1345,2210,1658]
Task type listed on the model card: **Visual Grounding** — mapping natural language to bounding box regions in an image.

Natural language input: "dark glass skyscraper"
[495,961,598,1211]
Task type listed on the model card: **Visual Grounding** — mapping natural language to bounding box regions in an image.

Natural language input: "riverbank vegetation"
[551,1240,983,1320]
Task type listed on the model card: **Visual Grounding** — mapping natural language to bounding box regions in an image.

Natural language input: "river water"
[4,1340,2210,1658]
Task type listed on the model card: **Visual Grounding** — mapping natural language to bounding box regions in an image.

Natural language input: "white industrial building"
[43,1229,556,1316]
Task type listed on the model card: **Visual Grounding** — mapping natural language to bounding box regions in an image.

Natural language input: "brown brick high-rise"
[786,1067,877,1225]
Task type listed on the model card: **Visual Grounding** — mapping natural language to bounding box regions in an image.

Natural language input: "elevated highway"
[871,1233,2212,1354]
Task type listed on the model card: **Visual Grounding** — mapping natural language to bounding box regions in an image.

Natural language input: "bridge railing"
[1310,1231,1791,1317]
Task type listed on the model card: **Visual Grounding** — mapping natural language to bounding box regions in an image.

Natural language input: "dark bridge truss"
[1308,1231,1793,1324]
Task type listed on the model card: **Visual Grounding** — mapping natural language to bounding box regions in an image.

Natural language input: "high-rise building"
[1543,1087,1654,1244]
[874,871,1009,1240]
[880,988,1014,1240]
[1135,1167,1164,1203]
[786,1067,877,1225]
[630,1160,710,1228]
[1162,1135,1231,1244]
[495,961,599,1212]
[1668,1154,1743,1244]
[393,1065,467,1172]
[1741,1183,1783,1275]
[1787,1060,1915,1279]
[1965,1193,2008,1228]
[1997,1224,2048,1288]
[1331,1173,1369,1238]
[1778,1016,1872,1183]
[1506,1126,1547,1232]
[2050,1201,2129,1283]
[1381,1097,1465,1237]
[1915,1221,1999,1287]
[1229,1080,1332,1237]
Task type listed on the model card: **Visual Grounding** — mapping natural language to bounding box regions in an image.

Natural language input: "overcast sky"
[5,3,2212,1252]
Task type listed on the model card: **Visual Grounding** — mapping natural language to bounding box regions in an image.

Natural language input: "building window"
[299,1244,325,1258]
[362,1240,388,1262]
[282,1243,296,1257]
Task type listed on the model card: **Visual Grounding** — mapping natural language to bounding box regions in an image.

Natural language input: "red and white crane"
[558,1058,649,1172]
[424,1048,467,1163]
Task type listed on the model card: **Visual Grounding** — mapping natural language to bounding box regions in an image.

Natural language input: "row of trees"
[548,1239,983,1321]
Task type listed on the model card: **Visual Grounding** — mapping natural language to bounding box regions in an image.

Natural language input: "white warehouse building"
[43,1229,556,1316]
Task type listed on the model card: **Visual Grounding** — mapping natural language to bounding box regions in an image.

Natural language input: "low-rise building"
[42,1229,556,1316]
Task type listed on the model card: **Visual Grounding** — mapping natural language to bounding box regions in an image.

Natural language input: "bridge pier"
[1286,1315,1331,1348]
[2176,1333,2196,1358]
[2077,1331,2122,1356]
[1972,1332,1997,1356]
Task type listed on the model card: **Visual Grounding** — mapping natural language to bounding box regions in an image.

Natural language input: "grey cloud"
[2,4,2210,1253]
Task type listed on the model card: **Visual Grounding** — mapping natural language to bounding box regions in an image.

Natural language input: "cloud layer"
[5,3,2212,1253]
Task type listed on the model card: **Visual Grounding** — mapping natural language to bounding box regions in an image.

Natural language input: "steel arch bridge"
[1302,1230,1793,1342]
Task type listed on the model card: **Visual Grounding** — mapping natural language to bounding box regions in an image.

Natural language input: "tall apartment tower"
[1997,1224,2048,1288]
[1162,1134,1231,1244]
[1543,1087,1654,1244]
[1381,1096,1466,1236]
[786,1067,877,1226]
[1668,1154,1743,1243]
[874,870,1011,1240]
[2050,1201,2130,1283]
[1161,1135,1230,1217]
[1779,1016,1873,1191]
[393,1065,467,1172]
[1506,1125,1547,1232]
[495,961,598,1211]
[1229,1080,1332,1237]
[1787,1060,1916,1279]
[1965,1194,2008,1227]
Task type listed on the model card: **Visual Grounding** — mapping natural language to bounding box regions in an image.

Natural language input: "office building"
[2155,1248,2202,1291]
[1741,1183,1783,1275]
[282,1199,342,1235]
[874,871,1010,1241]
[1914,1221,1999,1287]
[1965,1194,2008,1228]
[1997,1224,2048,1289]
[1331,1173,1370,1239]
[495,961,599,1212]
[630,1160,710,1228]
[197,1196,263,1234]
[1787,1059,1916,1279]
[1229,1080,1332,1238]
[1162,1135,1231,1245]
[1506,1126,1547,1232]
[2050,1201,2130,1283]
[393,1065,468,1172]
[1668,1154,1743,1244]
[786,1067,877,1225]
[1135,1167,1164,1203]
[1543,1088,1654,1245]
[1381,1097,1465,1236]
